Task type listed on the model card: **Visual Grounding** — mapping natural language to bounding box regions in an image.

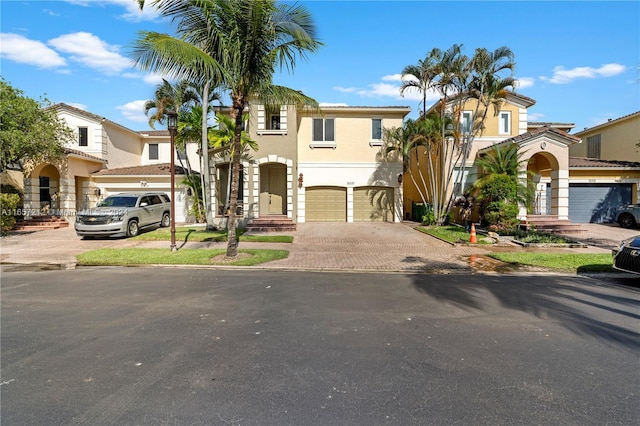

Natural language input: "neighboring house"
[21,103,199,222]
[206,104,410,228]
[403,95,640,224]
[564,111,640,222]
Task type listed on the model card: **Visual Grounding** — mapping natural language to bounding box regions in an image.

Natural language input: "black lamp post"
[167,110,178,252]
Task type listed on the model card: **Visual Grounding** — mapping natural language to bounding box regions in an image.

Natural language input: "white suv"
[75,192,171,238]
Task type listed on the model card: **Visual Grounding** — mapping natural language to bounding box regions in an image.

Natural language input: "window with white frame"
[498,111,511,135]
[312,118,335,145]
[257,105,287,133]
[149,143,159,160]
[267,107,281,130]
[79,127,88,146]
[461,111,473,134]
[371,118,382,144]
[587,134,601,159]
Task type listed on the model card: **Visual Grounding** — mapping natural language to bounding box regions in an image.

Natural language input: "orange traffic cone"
[469,223,477,244]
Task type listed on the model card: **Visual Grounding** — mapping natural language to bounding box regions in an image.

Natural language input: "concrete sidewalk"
[0,221,636,273]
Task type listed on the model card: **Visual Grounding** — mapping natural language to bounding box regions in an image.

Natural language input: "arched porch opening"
[527,151,560,217]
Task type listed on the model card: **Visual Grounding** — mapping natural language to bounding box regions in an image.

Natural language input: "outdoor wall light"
[397,174,403,184]
[298,173,304,188]
[94,188,101,196]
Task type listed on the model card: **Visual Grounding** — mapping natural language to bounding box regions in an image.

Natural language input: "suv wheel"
[161,212,170,227]
[618,213,636,229]
[127,219,139,237]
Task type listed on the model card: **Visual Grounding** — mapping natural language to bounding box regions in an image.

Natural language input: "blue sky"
[2,0,638,135]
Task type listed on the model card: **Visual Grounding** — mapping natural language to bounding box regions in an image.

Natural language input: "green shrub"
[421,210,436,225]
[0,192,21,234]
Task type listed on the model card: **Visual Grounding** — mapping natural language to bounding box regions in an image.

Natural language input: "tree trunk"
[225,98,244,258]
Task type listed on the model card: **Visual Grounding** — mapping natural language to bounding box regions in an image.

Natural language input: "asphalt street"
[1,268,639,425]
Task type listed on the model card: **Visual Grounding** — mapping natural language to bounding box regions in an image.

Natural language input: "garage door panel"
[353,186,394,222]
[306,187,346,222]
[569,183,632,223]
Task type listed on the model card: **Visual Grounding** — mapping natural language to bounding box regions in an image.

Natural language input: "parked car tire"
[618,213,636,229]
[127,219,139,237]
[161,212,170,227]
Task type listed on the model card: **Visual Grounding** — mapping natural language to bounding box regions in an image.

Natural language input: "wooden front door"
[259,165,287,215]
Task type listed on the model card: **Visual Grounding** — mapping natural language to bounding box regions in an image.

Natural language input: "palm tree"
[133,0,321,257]
[143,79,200,129]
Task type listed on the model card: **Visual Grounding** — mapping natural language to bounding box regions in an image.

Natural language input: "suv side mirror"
[140,202,148,207]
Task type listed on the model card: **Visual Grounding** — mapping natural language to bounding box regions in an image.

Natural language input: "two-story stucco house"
[21,103,199,223]
[206,104,411,229]
[403,95,640,225]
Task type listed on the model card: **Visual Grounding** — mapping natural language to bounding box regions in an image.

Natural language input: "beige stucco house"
[21,103,198,222]
[403,95,640,224]
[207,104,411,228]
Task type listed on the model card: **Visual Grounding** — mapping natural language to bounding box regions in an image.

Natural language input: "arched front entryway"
[259,163,287,215]
[24,163,63,215]
[527,151,560,216]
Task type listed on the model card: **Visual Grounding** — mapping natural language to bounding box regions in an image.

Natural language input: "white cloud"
[116,100,148,123]
[515,77,535,89]
[319,102,349,107]
[62,0,161,22]
[48,32,133,75]
[0,33,67,68]
[381,74,402,82]
[540,63,626,84]
[142,73,167,85]
[67,102,87,110]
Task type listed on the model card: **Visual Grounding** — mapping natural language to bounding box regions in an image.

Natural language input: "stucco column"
[551,169,569,220]
[517,168,528,220]
[346,187,354,223]
[22,177,39,218]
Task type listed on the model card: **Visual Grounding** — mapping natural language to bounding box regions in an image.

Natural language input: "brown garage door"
[353,186,394,222]
[305,186,346,222]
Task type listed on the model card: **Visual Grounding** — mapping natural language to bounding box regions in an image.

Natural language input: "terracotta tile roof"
[64,148,107,163]
[574,111,640,135]
[478,126,581,154]
[92,163,193,176]
[569,157,640,169]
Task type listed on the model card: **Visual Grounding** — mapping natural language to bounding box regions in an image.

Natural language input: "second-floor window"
[461,111,473,134]
[149,143,159,160]
[79,127,88,146]
[371,118,382,143]
[498,111,511,135]
[312,118,335,142]
[587,134,601,159]
[269,112,281,130]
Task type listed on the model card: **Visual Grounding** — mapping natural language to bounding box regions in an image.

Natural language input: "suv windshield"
[98,196,138,208]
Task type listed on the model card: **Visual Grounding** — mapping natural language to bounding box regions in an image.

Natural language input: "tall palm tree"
[133,0,321,257]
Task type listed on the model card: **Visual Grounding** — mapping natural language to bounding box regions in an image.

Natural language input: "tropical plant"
[471,143,534,229]
[143,79,200,129]
[0,78,73,172]
[400,44,517,224]
[133,0,322,257]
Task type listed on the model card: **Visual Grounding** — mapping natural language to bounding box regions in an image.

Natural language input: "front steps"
[245,215,296,233]
[13,216,70,231]
[520,215,587,235]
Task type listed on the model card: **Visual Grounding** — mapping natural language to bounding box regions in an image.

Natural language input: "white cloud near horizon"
[48,32,133,75]
[540,63,626,84]
[319,102,349,107]
[0,33,67,68]
[67,102,87,111]
[515,77,535,89]
[334,74,438,104]
[116,100,148,123]
[527,112,545,121]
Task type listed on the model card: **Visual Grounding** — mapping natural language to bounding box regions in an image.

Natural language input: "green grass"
[77,248,289,266]
[487,252,615,273]
[132,226,293,243]
[416,225,491,244]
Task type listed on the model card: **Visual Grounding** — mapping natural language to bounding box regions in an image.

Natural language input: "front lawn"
[77,248,289,266]
[133,226,293,243]
[417,225,491,244]
[487,252,615,273]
